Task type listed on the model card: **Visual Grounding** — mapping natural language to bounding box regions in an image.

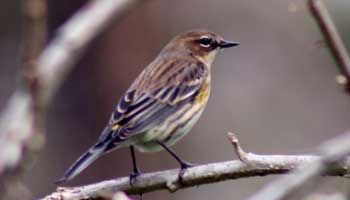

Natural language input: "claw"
[129,170,141,186]
[155,141,198,185]
[178,162,197,184]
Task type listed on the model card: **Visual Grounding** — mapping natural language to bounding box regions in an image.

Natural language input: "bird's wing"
[98,59,208,148]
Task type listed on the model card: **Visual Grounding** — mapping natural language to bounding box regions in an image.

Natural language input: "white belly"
[134,103,206,152]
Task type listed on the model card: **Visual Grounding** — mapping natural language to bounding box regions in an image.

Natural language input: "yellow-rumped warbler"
[56,29,238,184]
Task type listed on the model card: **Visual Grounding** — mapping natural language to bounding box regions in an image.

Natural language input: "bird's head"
[163,29,239,66]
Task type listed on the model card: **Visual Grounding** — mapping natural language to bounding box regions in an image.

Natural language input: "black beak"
[218,40,240,49]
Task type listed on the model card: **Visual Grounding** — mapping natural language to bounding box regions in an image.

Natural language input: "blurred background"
[1,0,349,199]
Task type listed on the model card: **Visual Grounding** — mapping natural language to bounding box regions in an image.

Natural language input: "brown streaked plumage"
[56,29,239,185]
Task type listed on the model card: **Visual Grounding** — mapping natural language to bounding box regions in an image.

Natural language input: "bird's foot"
[178,161,197,184]
[129,168,141,186]
[130,169,143,200]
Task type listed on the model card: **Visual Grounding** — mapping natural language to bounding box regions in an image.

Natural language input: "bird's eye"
[199,36,212,48]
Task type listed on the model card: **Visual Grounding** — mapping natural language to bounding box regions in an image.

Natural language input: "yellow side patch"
[196,80,210,104]
[111,124,120,130]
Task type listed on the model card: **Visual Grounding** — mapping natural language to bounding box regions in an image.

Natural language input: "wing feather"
[101,59,208,148]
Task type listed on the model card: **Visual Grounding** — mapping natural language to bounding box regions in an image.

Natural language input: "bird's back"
[111,52,211,151]
[55,29,238,184]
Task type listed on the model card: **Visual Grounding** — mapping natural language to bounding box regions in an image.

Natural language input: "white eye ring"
[199,36,212,48]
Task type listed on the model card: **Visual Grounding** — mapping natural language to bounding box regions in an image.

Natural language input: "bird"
[56,29,239,185]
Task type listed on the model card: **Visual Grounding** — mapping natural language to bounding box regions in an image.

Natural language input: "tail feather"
[55,146,105,185]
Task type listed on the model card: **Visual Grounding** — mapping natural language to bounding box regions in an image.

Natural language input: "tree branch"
[309,0,350,93]
[0,0,47,199]
[40,133,350,200]
[247,131,350,200]
[244,3,350,199]
[0,0,142,199]
[0,0,141,178]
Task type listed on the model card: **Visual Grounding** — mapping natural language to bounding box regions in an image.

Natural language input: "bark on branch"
[309,0,350,93]
[0,0,47,199]
[0,0,141,178]
[0,0,141,198]
[40,133,350,200]
[247,131,350,200]
[243,2,350,199]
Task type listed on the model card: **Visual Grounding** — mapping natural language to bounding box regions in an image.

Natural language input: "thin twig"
[227,132,248,162]
[247,131,350,200]
[40,136,350,200]
[309,0,350,93]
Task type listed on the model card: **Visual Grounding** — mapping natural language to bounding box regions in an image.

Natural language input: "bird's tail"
[55,144,107,185]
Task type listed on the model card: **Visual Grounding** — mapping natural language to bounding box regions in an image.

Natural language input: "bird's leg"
[156,141,194,184]
[129,146,141,186]
[129,146,144,200]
